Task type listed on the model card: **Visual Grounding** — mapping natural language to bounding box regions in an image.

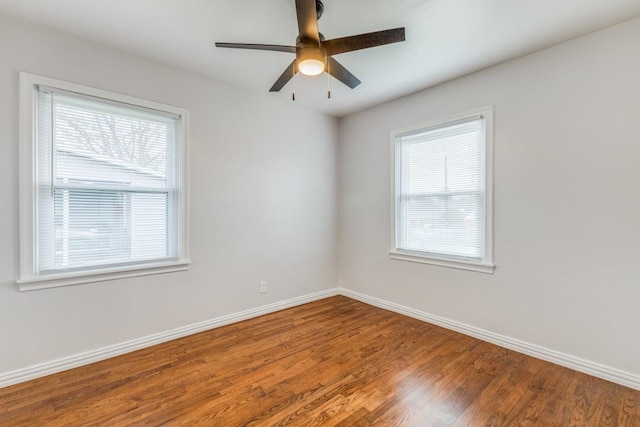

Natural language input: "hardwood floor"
[1,296,638,426]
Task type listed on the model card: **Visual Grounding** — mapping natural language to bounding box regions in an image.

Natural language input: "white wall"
[339,17,640,376]
[3,11,640,386]
[0,15,338,374]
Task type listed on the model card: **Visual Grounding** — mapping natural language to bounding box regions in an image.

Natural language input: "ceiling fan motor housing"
[296,45,326,75]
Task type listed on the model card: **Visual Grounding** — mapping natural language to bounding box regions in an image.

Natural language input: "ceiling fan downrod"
[315,0,324,21]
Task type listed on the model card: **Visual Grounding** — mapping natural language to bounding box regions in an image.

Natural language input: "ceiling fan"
[215,0,405,93]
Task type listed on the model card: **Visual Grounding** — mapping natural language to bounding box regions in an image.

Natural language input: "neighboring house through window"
[18,73,190,290]
[390,107,494,273]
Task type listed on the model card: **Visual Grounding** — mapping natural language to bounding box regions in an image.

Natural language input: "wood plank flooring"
[0,296,638,426]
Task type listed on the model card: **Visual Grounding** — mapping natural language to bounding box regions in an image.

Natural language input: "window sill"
[17,260,191,292]
[389,250,495,274]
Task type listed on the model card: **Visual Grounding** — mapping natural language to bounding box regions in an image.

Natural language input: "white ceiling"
[1,0,639,117]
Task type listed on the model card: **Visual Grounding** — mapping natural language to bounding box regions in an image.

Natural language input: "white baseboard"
[340,288,640,391]
[3,287,639,392]
[0,288,339,389]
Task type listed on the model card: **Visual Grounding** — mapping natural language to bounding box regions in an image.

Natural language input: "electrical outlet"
[259,281,267,294]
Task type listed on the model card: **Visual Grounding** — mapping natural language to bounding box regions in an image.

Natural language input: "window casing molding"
[18,73,190,291]
[389,107,495,274]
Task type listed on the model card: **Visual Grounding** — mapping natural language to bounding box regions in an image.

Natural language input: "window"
[390,108,494,273]
[19,73,189,290]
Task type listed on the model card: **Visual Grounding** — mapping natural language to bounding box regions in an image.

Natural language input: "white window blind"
[35,86,183,274]
[394,116,486,262]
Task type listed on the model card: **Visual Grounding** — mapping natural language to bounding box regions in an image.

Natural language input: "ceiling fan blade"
[323,27,405,56]
[295,0,320,43]
[215,43,296,54]
[327,57,361,89]
[269,60,298,92]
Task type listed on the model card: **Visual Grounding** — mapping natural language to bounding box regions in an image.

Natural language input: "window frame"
[18,72,190,291]
[389,107,495,274]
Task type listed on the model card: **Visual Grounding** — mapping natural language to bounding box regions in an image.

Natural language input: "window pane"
[130,192,170,260]
[398,194,483,259]
[53,94,171,188]
[54,189,129,269]
[51,189,169,270]
[401,120,482,194]
[36,86,181,274]
[396,116,485,261]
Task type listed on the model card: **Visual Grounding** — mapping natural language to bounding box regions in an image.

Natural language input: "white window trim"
[18,72,190,291]
[389,107,495,274]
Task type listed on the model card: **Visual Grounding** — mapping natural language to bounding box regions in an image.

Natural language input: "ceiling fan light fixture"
[298,58,325,76]
[297,46,325,76]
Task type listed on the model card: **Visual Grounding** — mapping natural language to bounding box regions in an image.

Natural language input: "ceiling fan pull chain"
[292,62,296,101]
[327,58,331,99]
